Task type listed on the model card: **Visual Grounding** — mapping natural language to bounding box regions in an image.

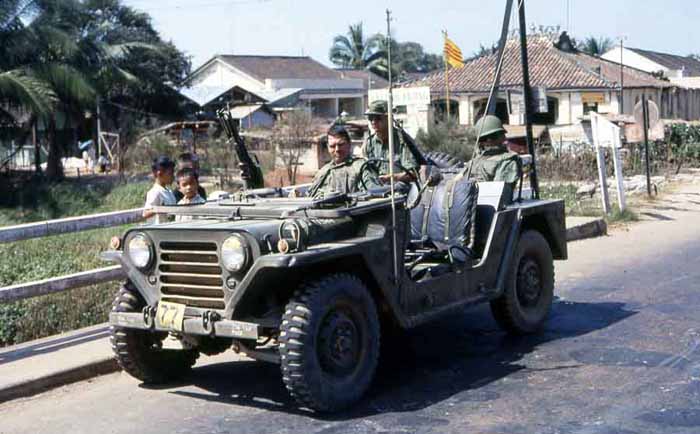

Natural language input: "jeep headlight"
[127,233,153,269]
[221,234,247,272]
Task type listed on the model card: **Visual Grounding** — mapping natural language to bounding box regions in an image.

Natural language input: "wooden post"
[596,146,611,214]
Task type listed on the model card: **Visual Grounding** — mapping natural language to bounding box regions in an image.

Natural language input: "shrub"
[415,119,476,162]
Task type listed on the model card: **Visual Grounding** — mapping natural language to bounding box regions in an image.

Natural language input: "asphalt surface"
[2,186,700,434]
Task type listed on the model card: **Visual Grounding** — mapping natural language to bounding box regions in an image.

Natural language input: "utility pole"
[619,38,625,114]
[96,95,102,158]
[386,9,399,286]
[518,0,539,198]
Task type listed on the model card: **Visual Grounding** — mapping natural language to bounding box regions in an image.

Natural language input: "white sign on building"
[368,86,431,136]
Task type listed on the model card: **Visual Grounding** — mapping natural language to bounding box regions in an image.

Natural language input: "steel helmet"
[474,115,506,140]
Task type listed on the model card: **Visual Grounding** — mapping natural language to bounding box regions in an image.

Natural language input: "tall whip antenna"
[386,9,399,286]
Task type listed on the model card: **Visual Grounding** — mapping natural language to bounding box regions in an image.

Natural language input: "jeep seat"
[408,174,479,264]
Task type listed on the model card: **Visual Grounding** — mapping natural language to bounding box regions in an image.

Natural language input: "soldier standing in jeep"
[363,100,419,184]
[467,115,522,187]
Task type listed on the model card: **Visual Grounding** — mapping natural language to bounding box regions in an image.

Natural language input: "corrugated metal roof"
[627,47,700,77]
[228,104,272,119]
[404,36,670,93]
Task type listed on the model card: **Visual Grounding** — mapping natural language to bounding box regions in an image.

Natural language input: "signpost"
[591,112,626,213]
[634,97,660,196]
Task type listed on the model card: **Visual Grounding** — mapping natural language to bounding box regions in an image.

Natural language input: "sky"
[122,0,700,70]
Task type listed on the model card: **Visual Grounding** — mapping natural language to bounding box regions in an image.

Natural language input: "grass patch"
[0,179,150,346]
[540,183,603,217]
[606,206,639,224]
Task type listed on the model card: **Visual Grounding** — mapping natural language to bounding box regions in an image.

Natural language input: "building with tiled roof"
[602,46,700,89]
[398,33,700,134]
[179,55,367,127]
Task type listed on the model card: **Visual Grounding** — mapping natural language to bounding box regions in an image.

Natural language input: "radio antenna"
[386,9,399,286]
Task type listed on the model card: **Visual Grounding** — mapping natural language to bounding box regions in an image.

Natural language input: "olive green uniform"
[468,145,522,185]
[308,156,380,198]
[362,130,419,177]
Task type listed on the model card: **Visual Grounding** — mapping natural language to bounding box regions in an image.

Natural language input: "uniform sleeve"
[495,155,522,185]
[308,165,330,197]
[355,159,380,191]
[400,144,420,172]
[360,137,371,159]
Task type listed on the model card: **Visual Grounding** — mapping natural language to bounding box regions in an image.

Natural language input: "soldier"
[467,115,521,187]
[306,125,380,198]
[363,100,419,184]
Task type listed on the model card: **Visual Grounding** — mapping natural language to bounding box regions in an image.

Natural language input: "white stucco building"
[179,55,367,125]
[601,46,700,89]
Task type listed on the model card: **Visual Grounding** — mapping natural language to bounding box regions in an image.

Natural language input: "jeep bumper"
[109,312,259,340]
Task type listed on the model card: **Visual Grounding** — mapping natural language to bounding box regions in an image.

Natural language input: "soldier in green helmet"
[362,100,419,184]
[305,125,380,198]
[467,115,521,187]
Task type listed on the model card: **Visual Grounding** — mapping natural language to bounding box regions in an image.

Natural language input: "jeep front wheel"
[279,273,380,412]
[110,281,199,383]
[490,230,554,334]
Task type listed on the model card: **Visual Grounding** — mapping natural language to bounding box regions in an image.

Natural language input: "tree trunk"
[45,116,63,180]
[32,120,42,175]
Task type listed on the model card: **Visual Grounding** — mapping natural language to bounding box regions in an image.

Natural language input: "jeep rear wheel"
[279,273,380,412]
[110,281,199,383]
[490,230,554,334]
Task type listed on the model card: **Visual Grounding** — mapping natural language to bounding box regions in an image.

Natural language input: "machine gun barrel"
[216,107,265,189]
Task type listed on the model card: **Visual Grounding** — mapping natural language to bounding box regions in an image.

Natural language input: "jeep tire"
[110,281,199,383]
[490,230,554,334]
[279,273,380,412]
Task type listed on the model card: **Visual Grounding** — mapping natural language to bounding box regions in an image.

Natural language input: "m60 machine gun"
[216,106,265,189]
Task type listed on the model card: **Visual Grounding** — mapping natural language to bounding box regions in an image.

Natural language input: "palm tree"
[579,36,614,57]
[329,22,385,73]
[0,0,56,120]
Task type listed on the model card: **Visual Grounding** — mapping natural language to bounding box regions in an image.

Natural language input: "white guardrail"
[0,208,144,303]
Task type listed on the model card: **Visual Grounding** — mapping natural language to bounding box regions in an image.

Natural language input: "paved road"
[2,186,700,434]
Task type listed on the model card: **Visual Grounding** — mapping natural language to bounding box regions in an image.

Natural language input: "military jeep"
[104,173,566,412]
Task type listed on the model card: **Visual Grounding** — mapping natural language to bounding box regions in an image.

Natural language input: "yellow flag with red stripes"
[444,35,464,69]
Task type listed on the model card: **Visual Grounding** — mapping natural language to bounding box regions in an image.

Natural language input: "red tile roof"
[404,36,670,93]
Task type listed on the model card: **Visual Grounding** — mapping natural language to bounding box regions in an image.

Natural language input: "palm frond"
[104,41,162,60]
[0,69,54,116]
[34,63,94,107]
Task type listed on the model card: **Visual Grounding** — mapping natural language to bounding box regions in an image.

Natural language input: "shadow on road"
[155,299,636,420]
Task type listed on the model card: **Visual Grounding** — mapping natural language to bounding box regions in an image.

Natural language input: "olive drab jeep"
[103,158,567,412]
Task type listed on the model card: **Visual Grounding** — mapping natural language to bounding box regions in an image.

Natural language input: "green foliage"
[666,123,700,171]
[329,22,443,79]
[1,0,191,179]
[607,206,638,224]
[0,179,149,346]
[415,119,475,162]
[329,22,384,74]
[577,36,615,57]
[540,183,600,217]
[1,178,149,223]
[123,133,175,173]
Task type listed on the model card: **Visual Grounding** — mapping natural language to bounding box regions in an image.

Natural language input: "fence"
[0,208,144,303]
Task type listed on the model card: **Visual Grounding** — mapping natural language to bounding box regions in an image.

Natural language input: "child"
[175,167,206,222]
[174,152,207,201]
[143,156,176,224]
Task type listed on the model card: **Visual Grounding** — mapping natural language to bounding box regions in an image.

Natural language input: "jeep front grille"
[158,241,225,309]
